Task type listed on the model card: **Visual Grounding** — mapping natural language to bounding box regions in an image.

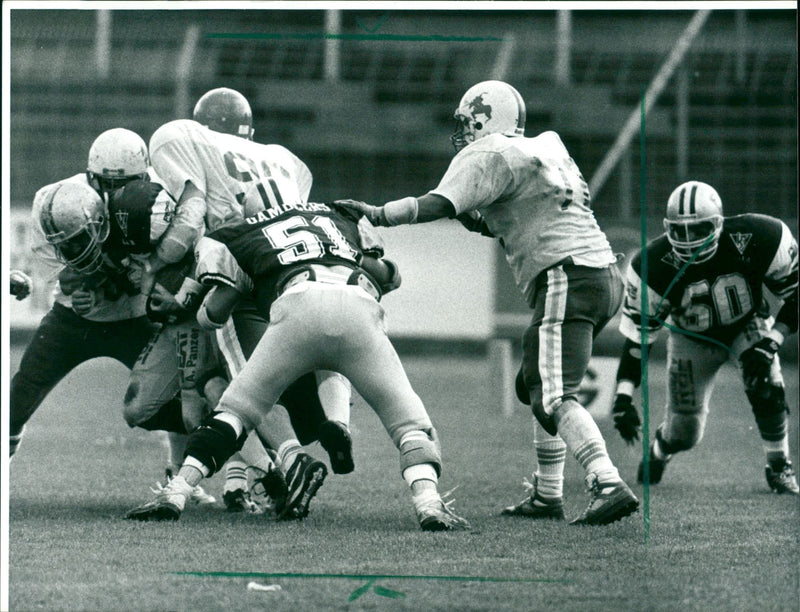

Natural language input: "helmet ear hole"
[474,122,483,131]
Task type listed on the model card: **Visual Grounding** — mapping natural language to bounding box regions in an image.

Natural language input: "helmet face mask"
[86,128,149,198]
[40,182,110,274]
[450,80,526,152]
[663,181,723,264]
[193,87,254,140]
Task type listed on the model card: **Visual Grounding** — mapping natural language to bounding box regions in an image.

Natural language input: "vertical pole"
[95,10,111,79]
[175,24,201,120]
[324,10,341,82]
[619,151,632,223]
[491,33,517,81]
[735,10,747,85]
[555,10,572,86]
[676,66,689,181]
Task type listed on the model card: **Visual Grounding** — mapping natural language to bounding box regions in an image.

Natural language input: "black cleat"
[280,453,327,520]
[317,420,355,474]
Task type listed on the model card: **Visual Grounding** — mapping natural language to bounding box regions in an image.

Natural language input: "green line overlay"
[175,571,571,602]
[639,89,650,545]
[205,32,503,42]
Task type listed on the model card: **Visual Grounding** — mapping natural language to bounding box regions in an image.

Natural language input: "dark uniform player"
[126,201,469,531]
[611,180,799,494]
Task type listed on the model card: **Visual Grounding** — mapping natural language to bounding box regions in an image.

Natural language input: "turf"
[5,349,799,611]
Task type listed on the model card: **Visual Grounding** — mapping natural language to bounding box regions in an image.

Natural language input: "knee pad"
[747,384,789,418]
[185,412,247,476]
[398,428,442,477]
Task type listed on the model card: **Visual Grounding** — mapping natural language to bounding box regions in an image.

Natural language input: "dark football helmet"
[193,87,254,140]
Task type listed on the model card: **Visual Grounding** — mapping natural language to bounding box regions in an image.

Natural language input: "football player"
[337,80,639,525]
[10,130,215,505]
[611,180,799,494]
[10,130,155,461]
[125,197,467,531]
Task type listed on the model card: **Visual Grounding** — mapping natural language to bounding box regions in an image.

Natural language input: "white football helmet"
[663,181,724,264]
[39,181,109,273]
[451,80,526,151]
[86,128,149,195]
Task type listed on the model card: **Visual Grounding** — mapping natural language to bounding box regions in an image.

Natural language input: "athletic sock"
[277,440,302,471]
[557,401,620,484]
[532,419,566,501]
[224,460,248,494]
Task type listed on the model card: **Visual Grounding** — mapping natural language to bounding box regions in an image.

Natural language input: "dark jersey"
[620,213,798,347]
[205,202,364,309]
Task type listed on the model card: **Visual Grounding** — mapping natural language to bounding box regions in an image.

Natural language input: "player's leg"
[328,288,468,531]
[10,305,102,459]
[525,264,637,525]
[732,316,798,494]
[503,365,567,519]
[642,332,727,484]
[214,301,281,511]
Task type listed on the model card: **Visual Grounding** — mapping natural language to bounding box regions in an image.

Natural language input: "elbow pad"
[616,338,648,388]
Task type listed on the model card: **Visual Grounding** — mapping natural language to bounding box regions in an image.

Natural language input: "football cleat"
[571,475,639,526]
[501,475,565,520]
[164,468,216,505]
[223,488,262,513]
[317,420,355,474]
[415,489,471,532]
[252,466,290,515]
[279,453,327,520]
[125,477,193,522]
[765,460,800,495]
[637,437,671,485]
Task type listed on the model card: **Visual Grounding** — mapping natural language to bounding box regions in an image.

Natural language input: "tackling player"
[337,80,639,525]
[611,181,799,494]
[138,88,356,513]
[124,197,468,531]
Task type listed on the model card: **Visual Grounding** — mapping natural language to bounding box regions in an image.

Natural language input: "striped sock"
[557,401,620,484]
[224,459,248,494]
[533,419,566,500]
[276,440,302,472]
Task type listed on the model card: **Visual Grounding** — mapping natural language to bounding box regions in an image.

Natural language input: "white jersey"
[430,131,616,305]
[149,119,313,234]
[30,174,147,321]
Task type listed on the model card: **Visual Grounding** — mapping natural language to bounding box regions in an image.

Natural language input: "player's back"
[472,132,615,303]
[149,119,312,233]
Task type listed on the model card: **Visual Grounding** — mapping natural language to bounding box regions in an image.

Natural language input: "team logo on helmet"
[467,93,493,124]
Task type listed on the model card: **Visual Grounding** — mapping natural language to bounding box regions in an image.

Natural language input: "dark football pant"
[10,303,157,435]
[520,263,624,421]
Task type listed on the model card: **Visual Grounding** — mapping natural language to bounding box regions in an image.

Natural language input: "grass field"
[5,346,799,611]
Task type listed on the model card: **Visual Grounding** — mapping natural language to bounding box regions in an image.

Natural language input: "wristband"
[383,196,419,226]
[616,381,635,397]
[174,277,204,309]
[766,328,785,346]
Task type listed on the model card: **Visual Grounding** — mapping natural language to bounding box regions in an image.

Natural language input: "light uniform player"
[611,181,799,494]
[125,199,469,531]
[337,79,639,525]
[10,130,155,460]
[144,91,355,507]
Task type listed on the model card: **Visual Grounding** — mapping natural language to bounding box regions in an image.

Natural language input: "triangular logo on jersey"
[729,232,752,255]
[660,251,683,270]
[115,211,129,237]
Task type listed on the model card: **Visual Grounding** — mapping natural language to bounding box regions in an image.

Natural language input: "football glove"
[612,394,641,445]
[334,199,385,226]
[740,337,780,391]
[455,211,495,237]
[10,269,32,301]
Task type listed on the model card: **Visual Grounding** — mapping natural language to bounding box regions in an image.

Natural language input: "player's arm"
[197,284,243,330]
[142,181,206,292]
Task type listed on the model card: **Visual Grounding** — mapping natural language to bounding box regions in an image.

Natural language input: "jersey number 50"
[676,273,753,332]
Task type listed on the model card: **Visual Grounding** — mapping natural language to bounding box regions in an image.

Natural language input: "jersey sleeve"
[428,148,513,214]
[356,217,385,257]
[194,235,253,294]
[618,257,670,344]
[763,221,799,301]
[149,122,208,202]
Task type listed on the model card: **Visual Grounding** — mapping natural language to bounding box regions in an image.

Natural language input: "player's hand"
[333,199,386,226]
[455,211,494,237]
[740,337,780,390]
[71,289,98,315]
[612,394,641,445]
[10,270,32,301]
